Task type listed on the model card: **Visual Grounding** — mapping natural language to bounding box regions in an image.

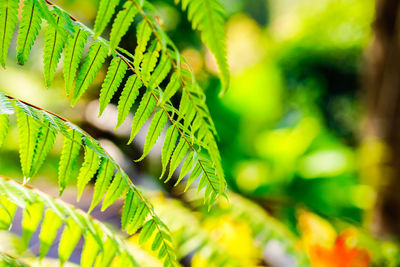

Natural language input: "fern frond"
[72,40,108,105]
[2,0,228,205]
[42,8,68,87]
[116,74,143,128]
[99,56,128,115]
[175,0,230,94]
[63,24,88,95]
[109,1,138,53]
[94,0,120,38]
[0,92,178,267]
[0,175,139,266]
[0,0,18,67]
[16,0,42,65]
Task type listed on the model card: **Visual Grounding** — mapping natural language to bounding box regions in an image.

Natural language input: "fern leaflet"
[0,0,18,67]
[16,0,42,65]
[136,109,167,161]
[58,128,82,194]
[63,24,88,95]
[128,89,157,144]
[94,0,120,38]
[109,1,138,53]
[43,8,67,87]
[72,41,108,105]
[99,56,128,115]
[116,74,143,128]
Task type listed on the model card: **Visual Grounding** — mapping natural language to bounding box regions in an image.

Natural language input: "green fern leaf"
[72,41,108,105]
[160,125,179,178]
[128,89,157,144]
[116,74,143,128]
[175,151,196,185]
[102,171,128,211]
[160,72,180,105]
[15,104,40,179]
[39,209,63,258]
[16,0,42,65]
[141,40,161,83]
[122,189,149,234]
[148,53,172,89]
[0,114,8,148]
[139,219,156,245]
[43,9,67,87]
[109,1,138,53]
[136,109,167,161]
[89,158,114,212]
[58,129,82,194]
[166,137,189,182]
[133,20,152,71]
[99,56,128,115]
[63,24,88,95]
[0,0,19,67]
[30,119,57,177]
[94,238,119,267]
[21,201,44,248]
[176,0,230,94]
[58,218,82,265]
[81,232,100,267]
[0,176,140,266]
[77,145,101,200]
[94,0,120,38]
[0,197,17,230]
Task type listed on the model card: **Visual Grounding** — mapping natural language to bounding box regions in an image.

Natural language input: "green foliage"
[175,0,230,94]
[99,56,128,115]
[0,92,177,266]
[153,196,241,266]
[0,0,228,203]
[109,1,138,53]
[63,24,88,95]
[117,74,143,127]
[73,41,108,105]
[0,176,138,266]
[0,0,19,67]
[94,0,120,38]
[16,0,42,65]
[42,8,68,87]
[136,109,168,161]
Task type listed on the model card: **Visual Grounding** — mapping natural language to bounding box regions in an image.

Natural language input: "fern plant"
[0,0,230,265]
[0,0,227,205]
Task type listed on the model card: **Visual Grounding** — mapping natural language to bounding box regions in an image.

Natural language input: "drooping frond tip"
[175,0,230,95]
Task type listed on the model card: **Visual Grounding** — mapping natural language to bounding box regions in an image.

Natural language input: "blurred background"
[2,0,400,266]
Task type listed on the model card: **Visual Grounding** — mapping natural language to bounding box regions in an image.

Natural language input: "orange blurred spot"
[309,232,370,267]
